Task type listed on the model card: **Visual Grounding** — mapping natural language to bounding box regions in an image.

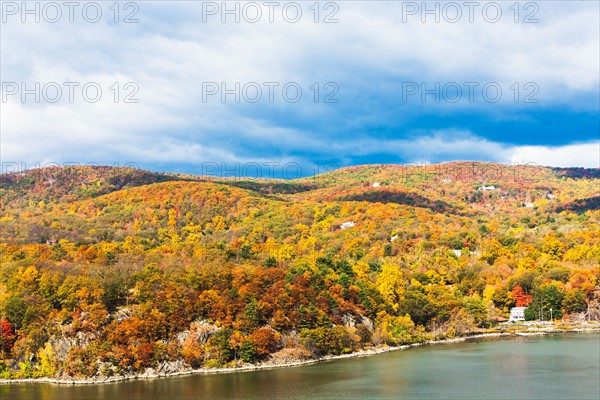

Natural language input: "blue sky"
[1,1,599,177]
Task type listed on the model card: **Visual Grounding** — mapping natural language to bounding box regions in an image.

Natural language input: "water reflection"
[2,334,598,400]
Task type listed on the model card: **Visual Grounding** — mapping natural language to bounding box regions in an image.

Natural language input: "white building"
[339,221,355,230]
[478,185,496,191]
[509,307,527,322]
[372,182,381,187]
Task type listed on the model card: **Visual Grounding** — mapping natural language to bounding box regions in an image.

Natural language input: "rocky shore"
[2,324,598,386]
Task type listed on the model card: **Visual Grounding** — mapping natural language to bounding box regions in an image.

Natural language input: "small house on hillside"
[339,221,355,230]
[509,307,526,322]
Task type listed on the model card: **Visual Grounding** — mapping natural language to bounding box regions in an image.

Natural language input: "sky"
[1,1,599,178]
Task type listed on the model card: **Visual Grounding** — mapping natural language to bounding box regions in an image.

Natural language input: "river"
[2,333,599,400]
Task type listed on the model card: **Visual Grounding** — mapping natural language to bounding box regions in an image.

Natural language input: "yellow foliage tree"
[376,263,405,311]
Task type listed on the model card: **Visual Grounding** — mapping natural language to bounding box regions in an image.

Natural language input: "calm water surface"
[2,333,599,400]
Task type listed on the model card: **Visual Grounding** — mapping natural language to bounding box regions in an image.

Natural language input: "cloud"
[1,1,598,172]
[508,142,600,168]
[297,130,600,169]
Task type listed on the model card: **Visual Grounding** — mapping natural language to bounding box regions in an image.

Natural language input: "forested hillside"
[0,163,598,379]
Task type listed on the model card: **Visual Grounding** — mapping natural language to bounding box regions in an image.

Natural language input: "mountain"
[0,166,178,206]
[0,162,598,380]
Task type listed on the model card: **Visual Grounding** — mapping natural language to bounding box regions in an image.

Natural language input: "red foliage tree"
[0,319,16,356]
[249,328,281,359]
[512,285,531,307]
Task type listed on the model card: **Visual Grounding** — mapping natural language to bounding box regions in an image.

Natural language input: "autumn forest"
[0,162,598,380]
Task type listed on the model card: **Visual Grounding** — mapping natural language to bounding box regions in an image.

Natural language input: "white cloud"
[1,1,598,170]
[508,142,600,168]
[283,130,600,168]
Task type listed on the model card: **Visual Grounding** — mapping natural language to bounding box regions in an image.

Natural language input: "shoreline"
[2,327,598,386]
